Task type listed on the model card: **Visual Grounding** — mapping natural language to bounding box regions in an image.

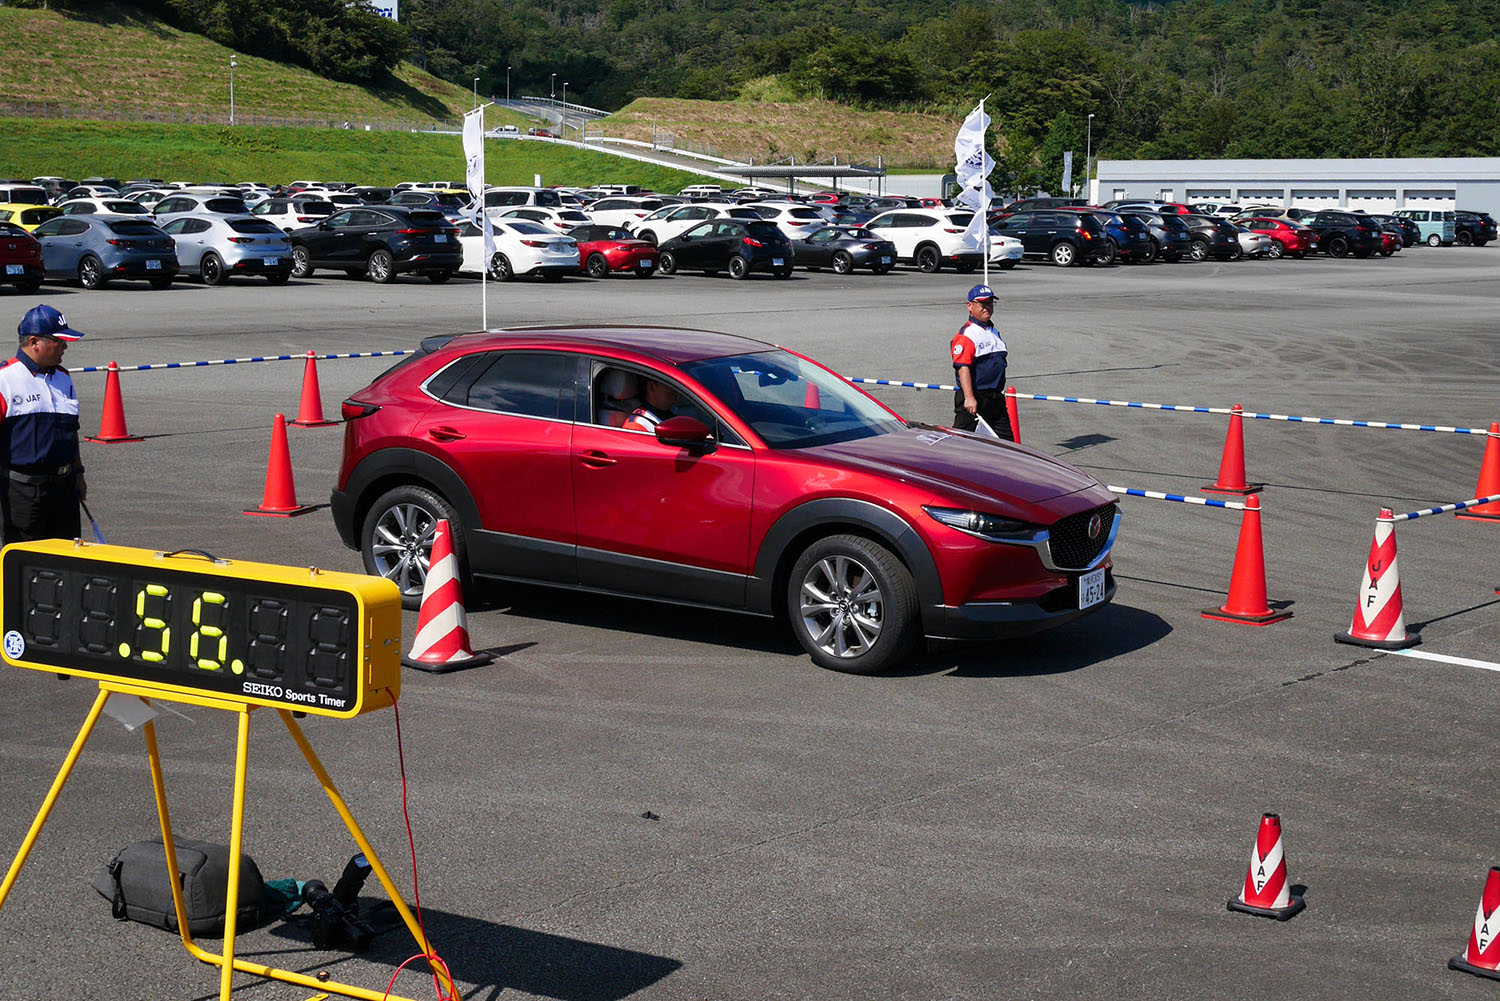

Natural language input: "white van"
[678,184,723,197]
[489,124,521,136]
[482,185,563,210]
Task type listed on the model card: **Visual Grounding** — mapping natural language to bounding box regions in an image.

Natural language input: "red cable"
[383,693,454,1001]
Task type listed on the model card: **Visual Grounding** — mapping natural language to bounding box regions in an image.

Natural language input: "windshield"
[682,351,905,449]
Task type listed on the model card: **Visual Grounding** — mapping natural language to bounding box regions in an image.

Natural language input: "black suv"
[288,205,462,283]
[991,210,1109,266]
[1366,213,1419,247]
[1120,210,1194,262]
[1305,210,1384,258]
[1002,197,1088,213]
[1180,215,1242,261]
[656,219,794,279]
[1454,211,1497,247]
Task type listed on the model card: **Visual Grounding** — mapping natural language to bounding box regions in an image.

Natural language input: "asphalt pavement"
[1,248,1499,1000]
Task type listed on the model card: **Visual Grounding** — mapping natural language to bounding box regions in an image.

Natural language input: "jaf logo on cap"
[967,284,996,302]
[18,304,84,341]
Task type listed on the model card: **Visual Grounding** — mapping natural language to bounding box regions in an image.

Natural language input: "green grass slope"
[0,118,719,190]
[0,3,528,128]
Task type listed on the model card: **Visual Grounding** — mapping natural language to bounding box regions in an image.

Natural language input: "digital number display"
[1,541,402,718]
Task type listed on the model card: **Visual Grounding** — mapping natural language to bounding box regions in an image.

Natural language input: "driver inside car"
[622,378,679,433]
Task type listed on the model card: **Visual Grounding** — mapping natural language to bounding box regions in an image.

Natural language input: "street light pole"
[473,77,479,109]
[506,65,511,105]
[229,54,237,125]
[1085,113,1095,200]
[550,73,556,100]
[562,81,568,105]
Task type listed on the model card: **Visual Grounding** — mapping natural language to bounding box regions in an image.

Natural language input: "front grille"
[1047,504,1115,570]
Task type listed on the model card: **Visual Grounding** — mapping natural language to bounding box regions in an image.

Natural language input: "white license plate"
[1078,568,1106,610]
[262,256,279,266]
[145,259,161,270]
[433,233,447,243]
[772,257,785,266]
[880,256,891,264]
[4,264,21,275]
[639,259,653,268]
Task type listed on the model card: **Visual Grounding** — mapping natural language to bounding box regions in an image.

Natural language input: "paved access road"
[1,249,1498,1000]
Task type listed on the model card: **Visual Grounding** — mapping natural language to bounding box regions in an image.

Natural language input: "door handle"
[579,450,617,467]
[427,426,465,442]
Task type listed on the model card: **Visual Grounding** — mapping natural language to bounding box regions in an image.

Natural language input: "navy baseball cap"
[18,304,84,341]
[967,284,996,302]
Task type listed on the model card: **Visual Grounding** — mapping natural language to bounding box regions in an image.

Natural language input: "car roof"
[445,326,776,366]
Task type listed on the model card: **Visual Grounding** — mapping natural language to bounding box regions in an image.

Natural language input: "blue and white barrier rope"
[846,378,1491,435]
[73,349,416,375]
[1388,494,1500,522]
[1106,486,1246,511]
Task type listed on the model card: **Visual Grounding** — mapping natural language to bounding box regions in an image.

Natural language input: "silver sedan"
[158,214,292,285]
[1233,224,1275,259]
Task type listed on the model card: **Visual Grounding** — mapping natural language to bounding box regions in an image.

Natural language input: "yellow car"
[0,203,63,233]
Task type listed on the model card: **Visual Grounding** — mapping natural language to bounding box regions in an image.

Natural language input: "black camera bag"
[92,837,268,937]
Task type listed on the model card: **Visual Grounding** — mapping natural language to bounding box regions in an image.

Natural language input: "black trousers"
[954,387,1014,441]
[1,470,82,545]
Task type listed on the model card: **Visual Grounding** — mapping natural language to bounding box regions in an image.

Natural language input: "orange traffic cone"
[1335,509,1416,649]
[86,361,143,443]
[1456,422,1500,522]
[243,413,314,517]
[1005,386,1021,445]
[403,519,491,672]
[290,350,337,427]
[1203,404,1262,495]
[1201,495,1291,625]
[1451,867,1500,981]
[1227,813,1305,920]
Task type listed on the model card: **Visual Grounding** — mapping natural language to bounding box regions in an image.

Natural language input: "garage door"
[1186,188,1231,202]
[1346,189,1397,212]
[1290,189,1340,210]
[1238,188,1284,205]
[1403,188,1456,210]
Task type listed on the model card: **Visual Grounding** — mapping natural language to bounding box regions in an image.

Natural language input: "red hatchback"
[0,221,44,293]
[570,224,661,278]
[331,328,1119,674]
[1242,217,1319,259]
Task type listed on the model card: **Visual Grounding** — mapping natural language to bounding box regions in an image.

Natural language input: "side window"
[188,218,213,234]
[465,353,573,420]
[535,190,561,206]
[161,219,187,234]
[32,218,67,237]
[682,222,714,239]
[713,221,743,238]
[61,219,90,236]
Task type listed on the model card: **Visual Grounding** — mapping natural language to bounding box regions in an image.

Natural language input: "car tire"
[1326,236,1349,258]
[360,485,469,611]
[200,252,227,286]
[1140,240,1159,264]
[1379,248,1394,257]
[1477,239,1490,247]
[1050,241,1077,267]
[1229,244,1243,261]
[657,251,677,275]
[1188,239,1208,262]
[147,276,173,290]
[727,255,749,280]
[1352,247,1371,259]
[427,270,452,283]
[78,254,106,290]
[490,253,513,281]
[638,230,657,245]
[1267,241,1284,260]
[291,245,313,277]
[831,251,854,274]
[586,253,609,278]
[367,248,395,283]
[1098,239,1118,265]
[1427,233,1442,247]
[1456,231,1474,246]
[266,270,291,285]
[915,244,942,272]
[786,534,920,675]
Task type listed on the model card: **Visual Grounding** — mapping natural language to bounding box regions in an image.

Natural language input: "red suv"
[331,328,1119,674]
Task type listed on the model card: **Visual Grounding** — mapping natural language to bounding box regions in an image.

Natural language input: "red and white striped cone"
[1450,867,1500,981]
[1227,813,1305,920]
[1335,509,1418,650]
[402,519,491,672]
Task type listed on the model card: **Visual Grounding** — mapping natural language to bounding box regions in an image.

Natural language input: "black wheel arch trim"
[748,497,945,631]
[332,447,481,550]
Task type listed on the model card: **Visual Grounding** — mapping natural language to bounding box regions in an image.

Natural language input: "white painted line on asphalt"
[1388,649,1500,673]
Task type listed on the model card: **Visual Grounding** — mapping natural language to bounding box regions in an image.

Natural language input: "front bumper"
[929,567,1117,640]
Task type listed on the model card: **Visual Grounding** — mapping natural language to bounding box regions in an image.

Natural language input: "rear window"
[559,211,590,221]
[505,221,552,235]
[229,218,282,234]
[206,198,249,213]
[945,213,973,226]
[1160,216,1190,232]
[434,194,468,208]
[103,200,149,214]
[746,221,787,242]
[789,208,822,219]
[3,187,48,204]
[21,208,61,225]
[295,200,334,215]
[107,220,163,235]
[406,210,447,226]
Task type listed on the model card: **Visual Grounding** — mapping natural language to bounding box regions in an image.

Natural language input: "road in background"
[1,250,1499,999]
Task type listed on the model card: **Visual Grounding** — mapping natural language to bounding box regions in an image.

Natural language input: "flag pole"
[480,103,487,331]
[980,97,989,289]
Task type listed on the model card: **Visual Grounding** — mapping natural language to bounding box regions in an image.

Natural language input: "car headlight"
[923,506,1037,541]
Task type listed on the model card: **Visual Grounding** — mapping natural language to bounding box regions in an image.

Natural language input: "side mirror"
[317,220,332,230]
[655,416,715,451]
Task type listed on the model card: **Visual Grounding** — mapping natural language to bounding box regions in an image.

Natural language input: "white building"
[1092,158,1500,215]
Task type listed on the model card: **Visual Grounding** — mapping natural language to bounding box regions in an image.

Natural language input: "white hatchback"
[863,209,985,273]
[744,202,828,241]
[587,196,668,228]
[459,219,579,280]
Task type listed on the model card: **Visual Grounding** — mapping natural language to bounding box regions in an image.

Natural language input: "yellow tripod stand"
[0,682,461,1001]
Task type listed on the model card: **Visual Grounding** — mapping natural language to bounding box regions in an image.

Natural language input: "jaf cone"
[1203,404,1263,495]
[1201,494,1291,625]
[86,360,143,443]
[1227,813,1305,920]
[1335,509,1416,649]
[403,518,491,672]
[243,413,314,517]
[1456,422,1500,522]
[1004,386,1021,445]
[290,350,337,427]
[1450,867,1500,981]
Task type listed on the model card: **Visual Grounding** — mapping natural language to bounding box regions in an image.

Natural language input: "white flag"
[1061,151,1074,195]
[462,106,486,205]
[956,178,993,213]
[961,209,988,251]
[481,206,496,262]
[954,103,993,183]
[974,415,1000,439]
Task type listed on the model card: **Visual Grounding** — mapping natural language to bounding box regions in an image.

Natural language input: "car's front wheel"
[657,251,677,275]
[1266,240,1284,260]
[490,253,513,281]
[360,485,468,610]
[786,534,919,675]
[1427,233,1442,247]
[291,245,313,277]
